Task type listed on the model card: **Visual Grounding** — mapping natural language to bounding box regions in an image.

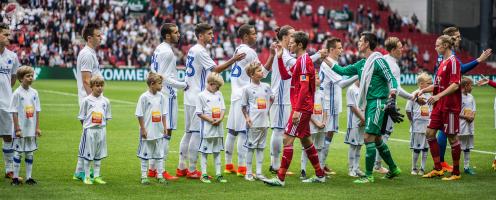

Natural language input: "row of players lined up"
[0,22,494,186]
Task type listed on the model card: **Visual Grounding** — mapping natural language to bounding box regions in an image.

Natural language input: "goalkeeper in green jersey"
[325,32,403,183]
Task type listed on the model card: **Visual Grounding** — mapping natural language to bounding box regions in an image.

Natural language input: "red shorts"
[285,111,311,139]
[428,104,459,135]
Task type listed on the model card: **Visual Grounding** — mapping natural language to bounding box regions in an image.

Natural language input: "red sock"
[427,138,442,170]
[450,141,461,175]
[304,144,324,177]
[277,145,293,181]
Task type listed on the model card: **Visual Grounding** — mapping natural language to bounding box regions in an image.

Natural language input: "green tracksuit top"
[331,58,398,100]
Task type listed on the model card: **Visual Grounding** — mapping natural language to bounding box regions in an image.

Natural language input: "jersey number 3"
[186,56,195,77]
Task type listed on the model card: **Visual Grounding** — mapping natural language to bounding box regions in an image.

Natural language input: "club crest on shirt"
[300,75,308,81]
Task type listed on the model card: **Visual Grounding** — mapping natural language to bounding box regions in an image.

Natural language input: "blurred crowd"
[0,0,425,73]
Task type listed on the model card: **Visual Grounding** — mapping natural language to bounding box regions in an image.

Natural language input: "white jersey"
[230,44,261,101]
[270,49,291,105]
[241,82,272,128]
[0,48,20,110]
[78,94,112,129]
[320,60,343,114]
[346,84,362,128]
[184,44,216,106]
[310,90,325,133]
[76,46,101,104]
[195,90,225,138]
[9,86,41,137]
[135,91,167,140]
[405,89,432,133]
[460,93,476,135]
[384,54,412,99]
[150,42,187,98]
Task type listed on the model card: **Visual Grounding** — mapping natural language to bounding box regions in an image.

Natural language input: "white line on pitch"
[337,131,496,155]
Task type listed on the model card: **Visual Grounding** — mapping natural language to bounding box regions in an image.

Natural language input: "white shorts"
[459,135,474,150]
[185,105,200,132]
[270,104,291,129]
[244,127,268,149]
[198,137,224,154]
[137,137,165,160]
[325,113,339,132]
[410,132,428,150]
[312,132,325,150]
[226,100,247,132]
[0,109,13,136]
[13,136,38,152]
[344,127,364,146]
[78,128,108,161]
[164,96,178,130]
[384,117,394,133]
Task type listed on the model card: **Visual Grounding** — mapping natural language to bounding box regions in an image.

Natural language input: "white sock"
[75,157,84,174]
[188,132,201,172]
[322,139,331,167]
[348,145,355,172]
[3,141,13,173]
[149,159,156,171]
[421,149,428,170]
[25,152,33,179]
[464,150,471,168]
[317,149,324,168]
[94,160,101,178]
[84,160,91,179]
[201,153,208,175]
[178,132,192,170]
[163,138,170,171]
[13,151,21,178]
[156,159,164,178]
[270,129,283,169]
[301,150,307,172]
[140,159,148,178]
[375,148,383,169]
[237,132,247,167]
[224,131,236,165]
[255,149,264,175]
[214,152,221,176]
[318,148,325,168]
[412,151,420,170]
[354,145,362,171]
[246,149,254,175]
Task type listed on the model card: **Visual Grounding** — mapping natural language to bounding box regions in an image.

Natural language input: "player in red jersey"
[416,35,462,180]
[263,31,326,186]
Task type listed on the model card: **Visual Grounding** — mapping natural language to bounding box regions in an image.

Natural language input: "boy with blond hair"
[459,76,476,175]
[136,72,168,185]
[196,72,228,183]
[78,75,111,185]
[241,62,273,181]
[10,66,40,185]
[406,72,433,176]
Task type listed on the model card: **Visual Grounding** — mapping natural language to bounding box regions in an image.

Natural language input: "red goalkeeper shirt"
[278,53,315,114]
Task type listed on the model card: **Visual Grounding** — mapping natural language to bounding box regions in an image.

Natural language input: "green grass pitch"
[1,80,496,199]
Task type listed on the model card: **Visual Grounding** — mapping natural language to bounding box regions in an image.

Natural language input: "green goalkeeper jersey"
[331,58,398,100]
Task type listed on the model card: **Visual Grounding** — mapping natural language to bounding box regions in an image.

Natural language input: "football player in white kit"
[224,24,275,176]
[319,38,358,175]
[177,22,246,179]
[268,25,325,174]
[148,23,184,180]
[0,23,21,179]
[374,37,418,174]
[73,23,102,181]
